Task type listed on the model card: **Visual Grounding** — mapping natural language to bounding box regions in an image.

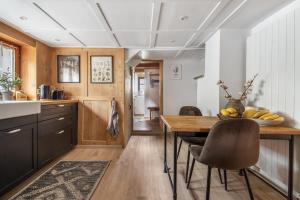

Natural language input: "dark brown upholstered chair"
[178,106,206,183]
[187,119,259,200]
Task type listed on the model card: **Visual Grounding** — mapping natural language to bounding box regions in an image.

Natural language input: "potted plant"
[217,74,258,116]
[0,72,22,101]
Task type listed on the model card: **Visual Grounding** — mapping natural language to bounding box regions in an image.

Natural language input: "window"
[0,41,17,76]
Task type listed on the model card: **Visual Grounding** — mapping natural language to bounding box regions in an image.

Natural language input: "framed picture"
[57,55,80,83]
[90,56,113,83]
[170,64,182,80]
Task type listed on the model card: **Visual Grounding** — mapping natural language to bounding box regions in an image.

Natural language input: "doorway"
[132,60,163,134]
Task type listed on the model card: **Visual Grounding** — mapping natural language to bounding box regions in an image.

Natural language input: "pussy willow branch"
[222,87,232,99]
[239,73,258,100]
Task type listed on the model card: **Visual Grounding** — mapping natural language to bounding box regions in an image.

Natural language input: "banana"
[226,107,237,114]
[221,109,230,116]
[274,116,285,121]
[242,109,257,118]
[264,114,280,120]
[252,110,269,118]
[229,113,239,117]
[259,112,273,119]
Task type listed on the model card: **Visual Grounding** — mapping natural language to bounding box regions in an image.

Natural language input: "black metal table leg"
[288,135,294,200]
[173,132,178,200]
[164,124,167,173]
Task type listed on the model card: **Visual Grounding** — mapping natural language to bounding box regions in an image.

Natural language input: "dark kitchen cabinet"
[0,102,78,196]
[37,103,77,168]
[0,115,37,195]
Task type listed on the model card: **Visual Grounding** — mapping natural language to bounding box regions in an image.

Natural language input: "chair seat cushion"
[181,137,206,146]
[189,145,203,161]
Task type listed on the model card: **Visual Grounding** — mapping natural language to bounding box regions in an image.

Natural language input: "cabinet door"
[38,123,72,168]
[79,100,109,145]
[54,126,72,155]
[0,123,37,195]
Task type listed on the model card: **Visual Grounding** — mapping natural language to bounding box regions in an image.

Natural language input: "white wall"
[246,1,300,195]
[219,29,247,108]
[197,29,247,116]
[163,55,204,115]
[197,31,220,116]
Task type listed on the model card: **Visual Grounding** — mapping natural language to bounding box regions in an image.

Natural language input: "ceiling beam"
[86,0,120,47]
[149,0,162,48]
[197,0,248,46]
[175,0,222,58]
[142,47,204,51]
[32,2,87,47]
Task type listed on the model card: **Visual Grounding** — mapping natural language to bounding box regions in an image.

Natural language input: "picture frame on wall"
[57,55,80,83]
[90,55,113,83]
[170,64,182,80]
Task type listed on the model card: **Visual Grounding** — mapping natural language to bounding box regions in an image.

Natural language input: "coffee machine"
[39,84,51,99]
[51,89,64,100]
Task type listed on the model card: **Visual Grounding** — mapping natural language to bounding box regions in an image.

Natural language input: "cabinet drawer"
[0,123,37,195]
[38,115,72,134]
[0,115,37,130]
[38,126,72,167]
[38,104,72,121]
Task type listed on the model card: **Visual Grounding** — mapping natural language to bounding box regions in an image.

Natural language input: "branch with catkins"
[217,80,232,99]
[217,74,258,100]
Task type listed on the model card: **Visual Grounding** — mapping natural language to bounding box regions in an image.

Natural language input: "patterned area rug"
[10,161,110,200]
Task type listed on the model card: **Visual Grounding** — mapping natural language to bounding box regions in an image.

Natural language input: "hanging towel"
[107,99,119,137]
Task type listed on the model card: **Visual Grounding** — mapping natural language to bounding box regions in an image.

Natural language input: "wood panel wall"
[124,63,132,145]
[21,46,36,100]
[20,42,53,100]
[50,48,126,146]
[1,22,128,146]
[246,1,300,194]
[36,42,52,87]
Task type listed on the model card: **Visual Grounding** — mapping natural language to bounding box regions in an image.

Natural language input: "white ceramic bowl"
[251,119,284,126]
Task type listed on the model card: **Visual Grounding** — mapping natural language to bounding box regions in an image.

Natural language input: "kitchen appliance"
[39,84,51,99]
[51,89,64,100]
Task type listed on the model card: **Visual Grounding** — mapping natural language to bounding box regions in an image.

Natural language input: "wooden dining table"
[161,115,300,200]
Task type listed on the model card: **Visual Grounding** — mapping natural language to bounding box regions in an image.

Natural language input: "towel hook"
[111,97,116,105]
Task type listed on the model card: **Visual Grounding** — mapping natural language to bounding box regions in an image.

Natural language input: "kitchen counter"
[39,99,79,105]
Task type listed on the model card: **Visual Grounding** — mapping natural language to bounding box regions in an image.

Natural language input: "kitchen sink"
[0,101,41,120]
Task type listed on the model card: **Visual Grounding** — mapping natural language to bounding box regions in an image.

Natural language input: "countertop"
[38,99,79,105]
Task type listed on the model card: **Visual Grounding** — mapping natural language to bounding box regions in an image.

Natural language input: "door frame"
[131,60,164,132]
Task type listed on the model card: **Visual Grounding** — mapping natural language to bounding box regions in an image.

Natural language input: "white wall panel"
[246,1,300,194]
[294,4,300,192]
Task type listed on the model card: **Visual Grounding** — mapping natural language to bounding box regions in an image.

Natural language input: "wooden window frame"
[0,38,21,76]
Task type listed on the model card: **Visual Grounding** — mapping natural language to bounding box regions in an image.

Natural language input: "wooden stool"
[147,107,159,120]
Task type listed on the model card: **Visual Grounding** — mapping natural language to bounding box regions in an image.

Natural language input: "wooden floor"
[1,136,285,200]
[133,116,162,133]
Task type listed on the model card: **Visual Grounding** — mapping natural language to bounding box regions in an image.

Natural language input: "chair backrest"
[199,118,259,170]
[179,106,202,116]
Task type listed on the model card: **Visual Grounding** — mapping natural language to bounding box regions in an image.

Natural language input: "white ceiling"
[0,0,293,58]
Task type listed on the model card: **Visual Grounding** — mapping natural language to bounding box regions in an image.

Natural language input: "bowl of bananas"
[219,107,285,126]
[242,108,285,126]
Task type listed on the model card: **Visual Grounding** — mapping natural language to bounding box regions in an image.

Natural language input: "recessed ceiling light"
[19,16,28,21]
[180,16,189,21]
[54,38,61,42]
